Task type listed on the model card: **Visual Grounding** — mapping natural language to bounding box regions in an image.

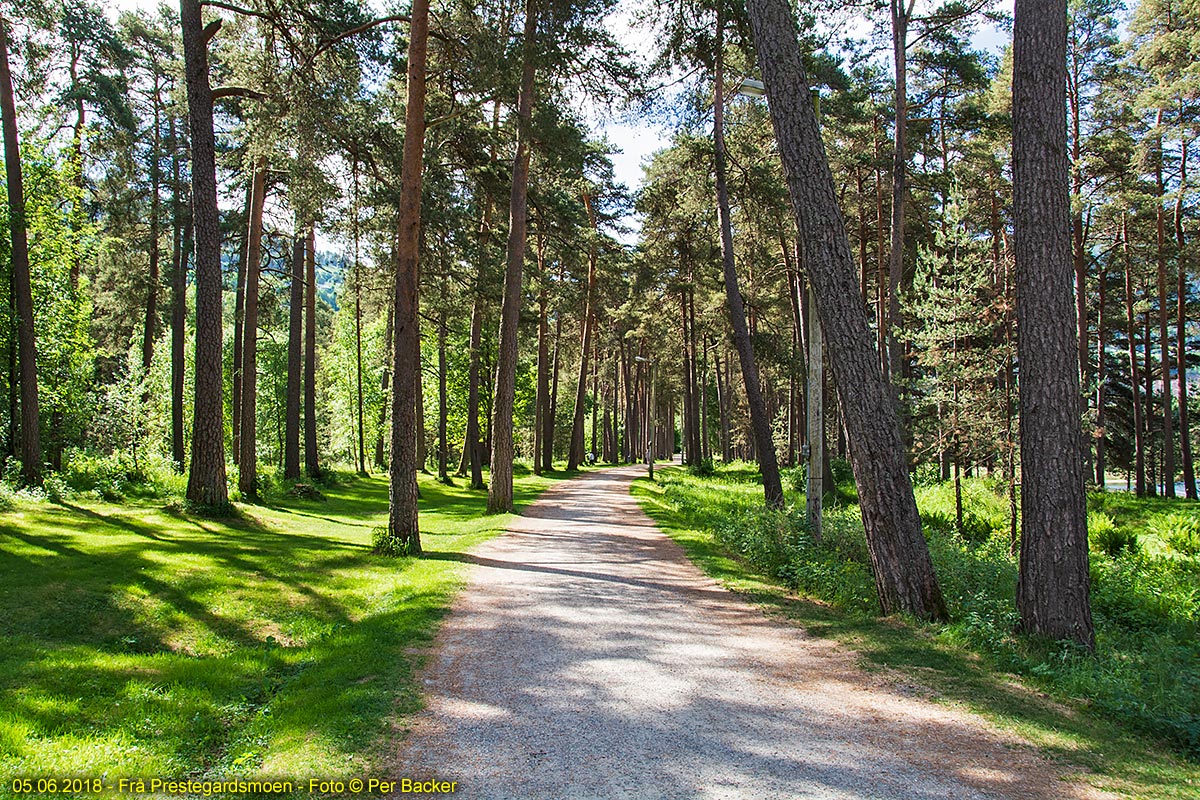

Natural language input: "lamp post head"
[738,78,766,97]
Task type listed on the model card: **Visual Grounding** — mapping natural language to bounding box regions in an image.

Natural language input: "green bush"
[1089,511,1139,557]
[1151,512,1200,557]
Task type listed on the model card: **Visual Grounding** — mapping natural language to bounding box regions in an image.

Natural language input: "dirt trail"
[392,465,1116,799]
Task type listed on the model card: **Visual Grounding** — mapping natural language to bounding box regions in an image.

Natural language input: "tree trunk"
[231,179,252,466]
[170,115,188,473]
[714,4,784,508]
[1123,215,1145,496]
[568,190,598,470]
[284,225,304,480]
[458,145,496,485]
[180,0,228,506]
[1176,138,1196,499]
[142,79,162,380]
[438,302,448,482]
[1095,259,1106,487]
[888,0,913,389]
[237,161,267,501]
[1013,0,1094,647]
[488,0,537,512]
[1145,279,1157,496]
[305,227,321,477]
[1155,122,1175,497]
[534,229,549,475]
[547,307,562,470]
[352,168,366,475]
[375,300,393,470]
[384,0,430,553]
[463,292,485,488]
[0,18,41,486]
[745,0,947,621]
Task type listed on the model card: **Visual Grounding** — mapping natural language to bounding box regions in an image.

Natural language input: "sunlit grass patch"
[0,468,558,791]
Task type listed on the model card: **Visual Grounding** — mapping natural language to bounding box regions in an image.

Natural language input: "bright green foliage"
[0,469,557,784]
[1,143,95,458]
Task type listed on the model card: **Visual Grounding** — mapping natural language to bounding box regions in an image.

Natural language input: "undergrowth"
[649,463,1200,762]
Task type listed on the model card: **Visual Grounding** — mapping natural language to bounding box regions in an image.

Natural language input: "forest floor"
[392,464,1131,799]
[0,467,559,793]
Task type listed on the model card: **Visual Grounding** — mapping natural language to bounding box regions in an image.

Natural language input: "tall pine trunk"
[169,115,188,472]
[383,0,431,553]
[304,228,320,477]
[1176,138,1196,499]
[568,191,598,470]
[887,0,913,387]
[0,18,41,486]
[745,0,947,621]
[180,0,227,506]
[238,161,267,501]
[142,80,162,381]
[1155,123,1175,497]
[713,2,784,508]
[1124,215,1145,495]
[284,225,303,480]
[488,0,537,512]
[1013,0,1094,647]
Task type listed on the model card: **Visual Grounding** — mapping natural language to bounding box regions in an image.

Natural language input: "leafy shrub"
[43,473,73,503]
[1151,512,1200,557]
[784,465,806,494]
[1089,511,1139,557]
[916,479,1008,544]
[371,526,419,556]
[689,458,716,477]
[0,481,16,511]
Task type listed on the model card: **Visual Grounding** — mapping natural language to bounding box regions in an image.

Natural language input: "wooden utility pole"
[805,288,823,542]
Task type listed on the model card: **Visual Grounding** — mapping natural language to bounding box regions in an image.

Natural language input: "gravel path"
[392,465,1115,799]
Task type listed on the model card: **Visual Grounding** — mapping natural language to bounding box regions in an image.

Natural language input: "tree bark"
[1176,137,1196,499]
[488,0,537,512]
[237,161,267,501]
[142,78,162,380]
[713,4,784,508]
[568,189,599,470]
[284,225,303,480]
[1155,122,1175,497]
[888,0,914,389]
[1013,0,1095,647]
[1123,215,1145,496]
[0,18,41,485]
[375,300,393,470]
[180,0,227,506]
[169,113,188,472]
[231,179,252,465]
[438,302,449,482]
[534,228,549,475]
[384,0,430,553]
[304,227,320,477]
[745,0,947,621]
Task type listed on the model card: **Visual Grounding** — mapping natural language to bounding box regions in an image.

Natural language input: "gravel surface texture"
[392,465,1116,799]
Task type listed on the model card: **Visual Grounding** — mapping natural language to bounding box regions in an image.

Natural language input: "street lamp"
[737,75,822,540]
[635,355,656,479]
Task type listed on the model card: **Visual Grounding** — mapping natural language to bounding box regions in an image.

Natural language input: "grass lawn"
[0,467,560,793]
[634,465,1200,800]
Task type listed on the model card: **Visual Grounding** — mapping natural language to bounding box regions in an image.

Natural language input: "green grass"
[634,464,1200,800]
[0,465,560,793]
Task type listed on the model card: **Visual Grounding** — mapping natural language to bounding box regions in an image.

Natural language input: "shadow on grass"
[631,478,1199,800]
